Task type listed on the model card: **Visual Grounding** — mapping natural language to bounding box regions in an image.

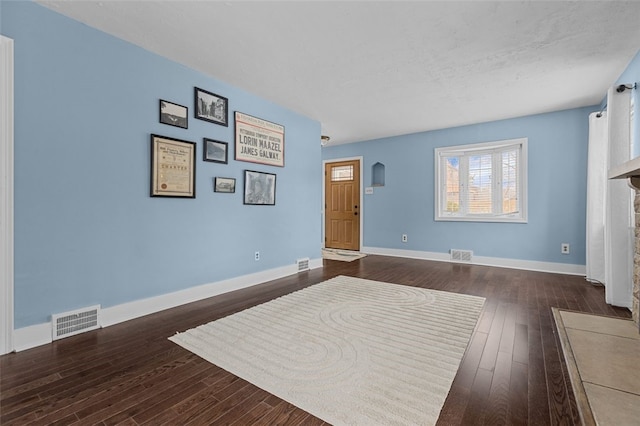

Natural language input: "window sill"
[435,216,527,224]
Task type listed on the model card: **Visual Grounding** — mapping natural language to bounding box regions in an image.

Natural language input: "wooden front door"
[325,160,360,251]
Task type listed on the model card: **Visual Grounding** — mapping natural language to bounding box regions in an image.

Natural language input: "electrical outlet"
[255,251,260,261]
[561,243,570,254]
[402,234,408,243]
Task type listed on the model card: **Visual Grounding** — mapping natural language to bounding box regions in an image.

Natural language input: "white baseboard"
[13,322,50,352]
[362,246,586,276]
[13,258,322,352]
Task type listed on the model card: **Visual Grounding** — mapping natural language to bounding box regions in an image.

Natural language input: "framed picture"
[194,87,228,126]
[244,170,276,205]
[159,99,188,129]
[214,177,236,193]
[235,111,285,167]
[150,134,196,198]
[203,139,228,164]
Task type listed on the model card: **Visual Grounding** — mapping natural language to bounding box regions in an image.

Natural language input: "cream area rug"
[169,275,485,425]
[322,248,367,262]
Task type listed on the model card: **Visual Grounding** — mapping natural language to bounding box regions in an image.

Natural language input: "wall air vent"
[52,305,101,340]
[297,258,310,272]
[450,249,473,263]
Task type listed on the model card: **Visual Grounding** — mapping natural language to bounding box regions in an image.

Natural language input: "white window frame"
[434,138,528,223]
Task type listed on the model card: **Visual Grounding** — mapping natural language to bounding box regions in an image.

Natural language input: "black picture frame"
[203,138,228,164]
[150,134,196,198]
[214,177,236,193]
[243,170,276,206]
[159,99,188,129]
[194,87,229,126]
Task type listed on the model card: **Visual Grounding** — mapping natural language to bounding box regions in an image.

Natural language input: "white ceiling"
[37,1,640,145]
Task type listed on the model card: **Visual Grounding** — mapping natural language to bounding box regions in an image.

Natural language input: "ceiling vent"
[450,249,473,263]
[52,305,101,340]
[297,258,310,272]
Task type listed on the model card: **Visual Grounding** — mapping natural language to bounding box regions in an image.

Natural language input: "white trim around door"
[0,35,15,355]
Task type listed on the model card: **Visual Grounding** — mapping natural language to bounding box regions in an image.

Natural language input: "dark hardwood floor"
[0,255,630,425]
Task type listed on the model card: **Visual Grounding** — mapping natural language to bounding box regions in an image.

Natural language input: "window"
[435,138,527,222]
[331,165,354,181]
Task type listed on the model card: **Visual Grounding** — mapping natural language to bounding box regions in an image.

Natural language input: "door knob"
[354,212,358,216]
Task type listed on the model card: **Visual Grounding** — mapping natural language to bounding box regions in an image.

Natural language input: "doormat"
[322,248,366,262]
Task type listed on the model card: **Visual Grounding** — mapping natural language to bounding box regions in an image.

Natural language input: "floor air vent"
[52,305,101,340]
[450,249,473,263]
[297,258,310,272]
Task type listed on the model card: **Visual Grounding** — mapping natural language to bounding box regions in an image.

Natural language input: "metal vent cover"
[52,305,101,340]
[296,258,310,272]
[450,249,473,263]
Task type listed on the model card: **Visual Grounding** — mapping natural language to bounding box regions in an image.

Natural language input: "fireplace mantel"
[609,157,640,189]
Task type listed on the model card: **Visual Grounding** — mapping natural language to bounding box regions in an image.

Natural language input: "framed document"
[235,111,285,167]
[150,134,196,198]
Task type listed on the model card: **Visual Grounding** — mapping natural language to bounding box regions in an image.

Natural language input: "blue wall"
[323,107,595,266]
[2,2,321,328]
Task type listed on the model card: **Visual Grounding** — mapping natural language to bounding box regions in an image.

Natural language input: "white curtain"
[605,86,633,306]
[586,111,607,285]
[587,87,633,307]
